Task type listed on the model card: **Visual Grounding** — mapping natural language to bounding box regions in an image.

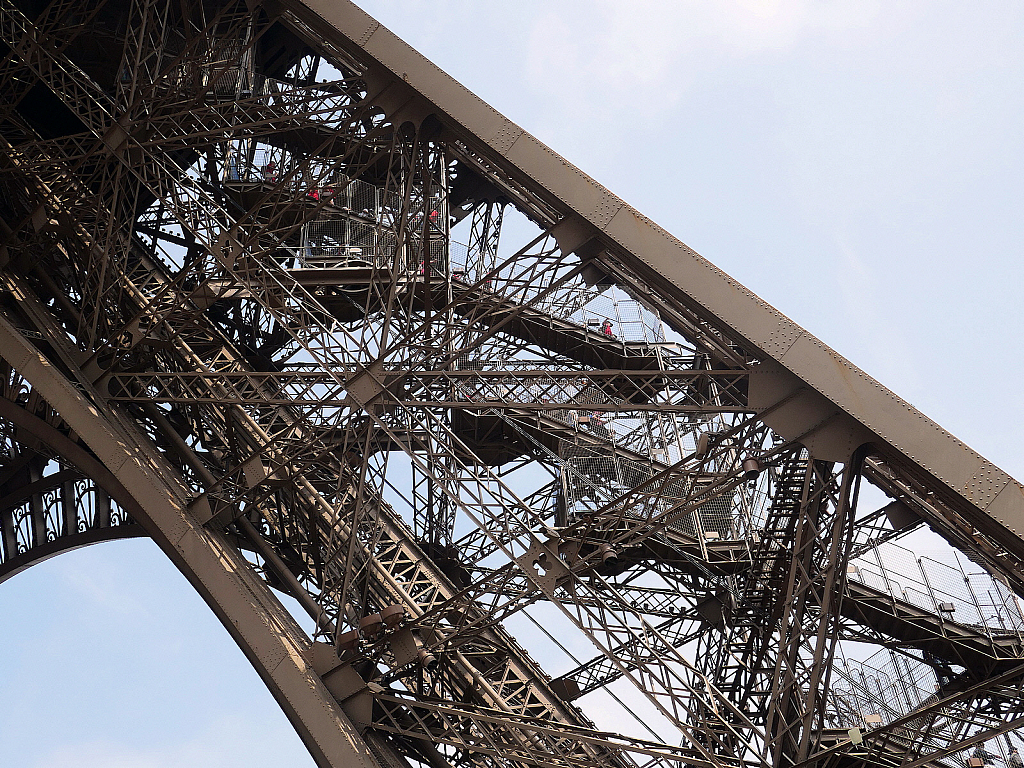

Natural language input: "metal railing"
[849,541,1024,638]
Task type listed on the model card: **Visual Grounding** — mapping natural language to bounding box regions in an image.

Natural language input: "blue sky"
[3,2,1023,765]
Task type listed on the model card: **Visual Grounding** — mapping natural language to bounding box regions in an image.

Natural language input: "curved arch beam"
[0,316,378,768]
[0,524,146,585]
[0,395,146,584]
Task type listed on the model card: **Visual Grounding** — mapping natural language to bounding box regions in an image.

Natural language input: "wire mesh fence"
[831,647,937,729]
[849,540,1024,637]
[570,289,666,344]
[830,644,1024,767]
[301,218,394,267]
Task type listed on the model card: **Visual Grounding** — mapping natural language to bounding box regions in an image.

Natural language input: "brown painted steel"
[287,0,1023,545]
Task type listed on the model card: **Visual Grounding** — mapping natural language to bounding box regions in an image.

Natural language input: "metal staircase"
[4,2,1024,768]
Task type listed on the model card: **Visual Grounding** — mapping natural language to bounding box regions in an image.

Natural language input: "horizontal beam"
[103,369,749,409]
[371,692,751,768]
[0,313,381,768]
[286,0,1024,568]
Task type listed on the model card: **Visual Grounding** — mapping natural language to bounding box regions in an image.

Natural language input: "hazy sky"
[3,2,1023,766]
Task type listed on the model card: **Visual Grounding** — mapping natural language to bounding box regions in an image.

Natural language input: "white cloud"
[524,0,888,111]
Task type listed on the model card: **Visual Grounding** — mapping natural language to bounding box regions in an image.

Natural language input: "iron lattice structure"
[2,2,1024,768]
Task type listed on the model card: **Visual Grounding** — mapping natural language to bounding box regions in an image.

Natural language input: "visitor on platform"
[973,744,996,766]
[224,145,240,181]
[600,319,615,339]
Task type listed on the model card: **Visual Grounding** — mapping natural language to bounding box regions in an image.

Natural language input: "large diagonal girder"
[3,2,1024,768]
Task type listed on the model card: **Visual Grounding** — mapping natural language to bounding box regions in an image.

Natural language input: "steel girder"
[2,2,1024,768]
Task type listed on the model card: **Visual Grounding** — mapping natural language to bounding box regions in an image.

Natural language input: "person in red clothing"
[600,319,615,338]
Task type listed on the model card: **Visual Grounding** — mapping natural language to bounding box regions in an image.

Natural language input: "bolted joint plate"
[747,363,875,463]
[514,539,570,595]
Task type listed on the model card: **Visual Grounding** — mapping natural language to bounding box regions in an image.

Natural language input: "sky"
[3,2,1024,766]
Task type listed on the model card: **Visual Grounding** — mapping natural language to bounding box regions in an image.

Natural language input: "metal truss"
[3,2,1024,768]
[0,370,144,581]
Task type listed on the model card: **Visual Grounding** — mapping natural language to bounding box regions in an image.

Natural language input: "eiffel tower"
[2,2,1023,767]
